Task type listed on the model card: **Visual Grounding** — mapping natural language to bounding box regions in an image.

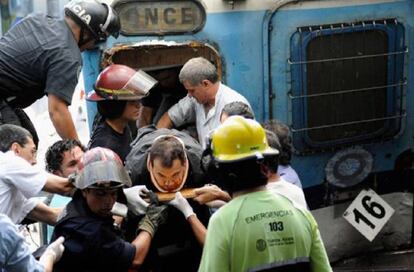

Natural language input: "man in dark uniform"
[51,147,169,272]
[0,0,120,146]
[137,67,187,128]
[125,126,211,271]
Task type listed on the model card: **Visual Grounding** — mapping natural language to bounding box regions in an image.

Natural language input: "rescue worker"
[51,147,168,272]
[0,214,65,272]
[87,64,157,163]
[191,101,255,205]
[45,139,86,178]
[198,116,332,271]
[0,124,74,225]
[0,0,120,146]
[44,139,153,240]
[124,128,211,271]
[45,139,87,228]
[157,57,251,148]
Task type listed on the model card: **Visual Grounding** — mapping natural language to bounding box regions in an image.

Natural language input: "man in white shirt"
[157,57,251,148]
[0,124,74,224]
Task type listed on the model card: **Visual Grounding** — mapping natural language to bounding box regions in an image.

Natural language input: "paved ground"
[333,248,414,271]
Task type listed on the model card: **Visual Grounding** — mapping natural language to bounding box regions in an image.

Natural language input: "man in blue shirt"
[0,214,64,272]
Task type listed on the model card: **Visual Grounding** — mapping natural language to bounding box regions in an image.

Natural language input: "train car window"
[289,19,406,153]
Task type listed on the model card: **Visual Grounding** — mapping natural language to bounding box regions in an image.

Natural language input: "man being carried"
[124,126,211,271]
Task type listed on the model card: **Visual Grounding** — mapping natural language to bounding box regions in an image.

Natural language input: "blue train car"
[84,0,414,210]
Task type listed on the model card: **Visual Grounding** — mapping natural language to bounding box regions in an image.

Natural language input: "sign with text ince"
[114,0,206,35]
[343,189,395,242]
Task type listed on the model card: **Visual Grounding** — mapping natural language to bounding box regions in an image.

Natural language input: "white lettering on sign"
[69,3,91,25]
[343,189,395,242]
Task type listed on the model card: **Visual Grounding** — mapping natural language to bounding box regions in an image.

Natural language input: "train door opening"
[101,42,221,137]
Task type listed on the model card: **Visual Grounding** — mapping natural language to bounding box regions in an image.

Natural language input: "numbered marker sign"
[343,189,394,242]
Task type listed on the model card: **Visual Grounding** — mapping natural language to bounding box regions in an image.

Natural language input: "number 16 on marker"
[343,189,395,242]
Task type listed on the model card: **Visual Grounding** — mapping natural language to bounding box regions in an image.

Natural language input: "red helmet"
[75,147,132,190]
[87,64,157,101]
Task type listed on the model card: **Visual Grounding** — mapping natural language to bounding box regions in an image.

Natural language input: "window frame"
[289,20,406,153]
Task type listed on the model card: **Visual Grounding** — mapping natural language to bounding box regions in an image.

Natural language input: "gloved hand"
[168,192,195,219]
[145,190,159,205]
[111,202,128,218]
[138,204,168,238]
[39,236,65,264]
[124,185,149,215]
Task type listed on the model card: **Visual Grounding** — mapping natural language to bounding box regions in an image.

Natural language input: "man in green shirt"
[199,116,332,272]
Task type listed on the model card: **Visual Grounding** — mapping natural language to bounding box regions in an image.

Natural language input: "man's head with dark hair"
[0,124,32,152]
[220,101,254,123]
[148,135,189,192]
[215,158,269,195]
[149,136,186,167]
[0,124,36,165]
[45,139,86,177]
[263,130,281,174]
[263,120,293,166]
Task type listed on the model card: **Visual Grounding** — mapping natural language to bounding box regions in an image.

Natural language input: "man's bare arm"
[193,184,231,205]
[43,174,75,196]
[156,112,174,129]
[27,202,62,226]
[48,94,79,140]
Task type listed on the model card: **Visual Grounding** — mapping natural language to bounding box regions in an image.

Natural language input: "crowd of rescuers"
[40,117,327,272]
[0,61,325,271]
[0,57,324,271]
[0,0,332,270]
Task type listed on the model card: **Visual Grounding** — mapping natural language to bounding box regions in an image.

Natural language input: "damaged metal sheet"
[101,41,222,78]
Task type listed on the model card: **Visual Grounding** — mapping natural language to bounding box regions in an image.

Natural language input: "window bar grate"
[291,113,406,133]
[288,49,407,65]
[288,81,407,100]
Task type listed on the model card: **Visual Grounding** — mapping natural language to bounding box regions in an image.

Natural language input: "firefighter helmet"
[211,116,279,162]
[75,147,132,190]
[87,64,157,101]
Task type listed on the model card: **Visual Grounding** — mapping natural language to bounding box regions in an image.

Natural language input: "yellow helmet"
[211,116,279,162]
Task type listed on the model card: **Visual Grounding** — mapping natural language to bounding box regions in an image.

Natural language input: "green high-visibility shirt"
[198,190,332,272]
